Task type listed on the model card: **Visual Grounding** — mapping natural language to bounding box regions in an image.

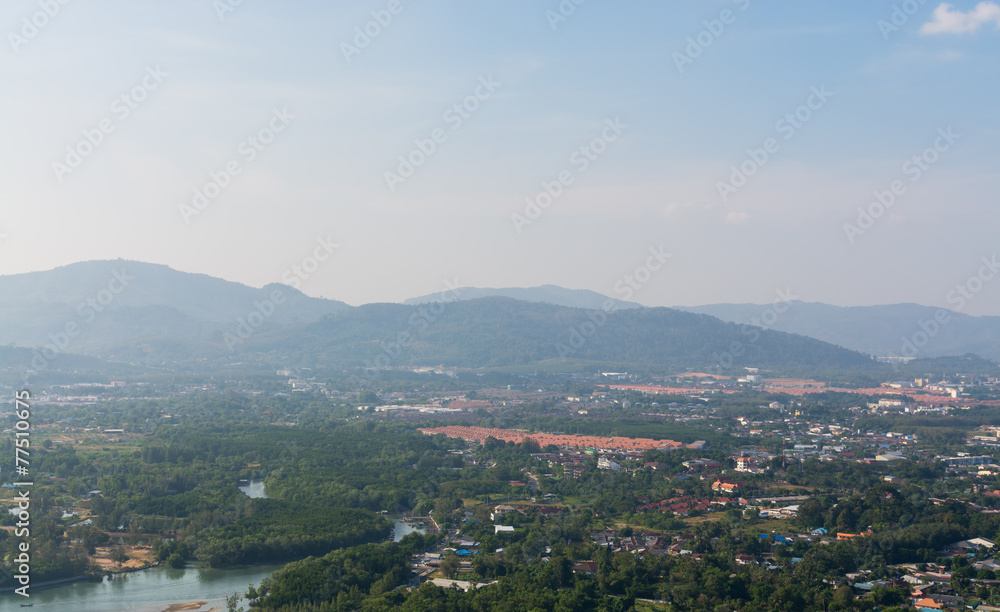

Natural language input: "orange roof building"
[420,425,683,452]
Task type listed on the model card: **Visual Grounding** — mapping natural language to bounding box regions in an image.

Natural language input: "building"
[598,457,621,471]
[571,562,599,575]
[712,479,741,494]
[683,458,722,472]
[875,453,906,462]
[491,505,519,521]
[735,456,768,474]
[941,455,992,467]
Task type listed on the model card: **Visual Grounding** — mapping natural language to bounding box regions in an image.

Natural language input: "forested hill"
[0,260,349,352]
[245,297,876,376]
[0,262,960,379]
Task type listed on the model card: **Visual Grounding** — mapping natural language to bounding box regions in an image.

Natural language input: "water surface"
[0,564,281,612]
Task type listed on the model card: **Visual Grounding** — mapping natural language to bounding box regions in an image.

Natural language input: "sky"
[1,0,998,314]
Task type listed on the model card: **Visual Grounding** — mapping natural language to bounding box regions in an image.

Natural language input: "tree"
[110,546,129,567]
[440,553,461,579]
[357,390,379,404]
[798,497,826,529]
[833,584,855,610]
[167,553,185,569]
[226,593,244,612]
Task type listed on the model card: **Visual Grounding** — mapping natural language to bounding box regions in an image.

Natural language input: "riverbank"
[1,516,423,609]
[0,558,163,596]
[0,573,91,593]
[161,602,221,612]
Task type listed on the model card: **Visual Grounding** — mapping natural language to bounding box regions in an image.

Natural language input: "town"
[4,363,1000,610]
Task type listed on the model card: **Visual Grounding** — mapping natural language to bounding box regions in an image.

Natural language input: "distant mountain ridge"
[404,284,642,311]
[677,301,1000,361]
[238,296,878,377]
[0,260,349,354]
[3,262,992,380]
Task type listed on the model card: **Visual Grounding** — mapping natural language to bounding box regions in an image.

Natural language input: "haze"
[1,1,998,314]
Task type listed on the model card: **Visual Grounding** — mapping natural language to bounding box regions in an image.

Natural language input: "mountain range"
[0,260,347,361]
[677,302,1000,361]
[0,261,996,381]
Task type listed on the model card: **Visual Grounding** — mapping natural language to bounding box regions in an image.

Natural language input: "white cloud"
[921,2,1000,34]
[724,211,750,224]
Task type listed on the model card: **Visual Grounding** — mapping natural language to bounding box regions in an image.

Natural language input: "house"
[589,529,616,546]
[598,457,621,471]
[494,525,514,534]
[974,559,1000,571]
[909,584,934,597]
[928,594,962,608]
[571,562,598,575]
[735,554,758,566]
[967,537,996,549]
[945,537,996,555]
[683,458,722,472]
[921,572,953,583]
[533,506,562,517]
[491,505,519,521]
[712,479,741,494]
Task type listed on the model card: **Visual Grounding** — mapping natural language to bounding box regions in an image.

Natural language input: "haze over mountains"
[0,261,996,379]
[0,260,347,356]
[678,302,1000,362]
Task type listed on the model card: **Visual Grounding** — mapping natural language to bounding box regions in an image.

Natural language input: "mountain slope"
[4,263,978,380]
[0,260,349,354]
[404,284,641,311]
[243,297,877,376]
[678,302,1000,361]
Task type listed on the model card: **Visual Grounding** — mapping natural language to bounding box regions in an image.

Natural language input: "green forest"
[3,381,1000,611]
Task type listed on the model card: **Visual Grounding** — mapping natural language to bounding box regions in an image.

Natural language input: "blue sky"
[1,0,998,314]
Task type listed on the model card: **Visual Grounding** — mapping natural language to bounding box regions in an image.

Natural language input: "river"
[0,564,282,612]
[2,481,424,612]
